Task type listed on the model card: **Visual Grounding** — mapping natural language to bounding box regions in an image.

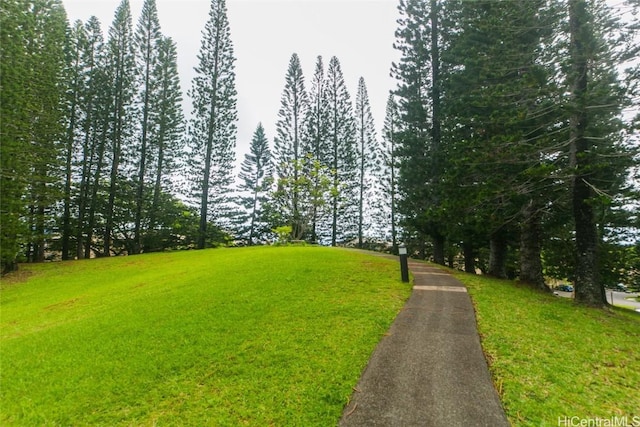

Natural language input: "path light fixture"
[399,245,409,283]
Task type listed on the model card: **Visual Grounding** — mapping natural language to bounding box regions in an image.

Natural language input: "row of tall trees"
[392,0,639,305]
[0,0,219,272]
[1,0,68,271]
[234,54,390,247]
[3,0,637,303]
[1,0,394,273]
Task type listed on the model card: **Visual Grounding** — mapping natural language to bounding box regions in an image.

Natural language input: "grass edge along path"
[452,271,640,426]
[0,246,411,426]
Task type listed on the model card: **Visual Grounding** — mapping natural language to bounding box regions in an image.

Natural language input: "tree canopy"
[1,0,637,302]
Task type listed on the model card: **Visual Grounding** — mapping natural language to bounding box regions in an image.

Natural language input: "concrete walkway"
[339,254,510,426]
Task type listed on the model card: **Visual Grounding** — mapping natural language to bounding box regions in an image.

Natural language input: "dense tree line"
[0,0,389,275]
[247,53,387,247]
[2,0,192,272]
[392,0,639,305]
[1,0,637,307]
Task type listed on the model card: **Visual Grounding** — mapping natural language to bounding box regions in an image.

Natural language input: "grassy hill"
[3,247,639,426]
[1,246,410,426]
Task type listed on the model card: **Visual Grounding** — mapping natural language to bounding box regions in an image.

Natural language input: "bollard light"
[399,245,409,283]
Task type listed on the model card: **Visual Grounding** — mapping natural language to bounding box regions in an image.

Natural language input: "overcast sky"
[61,0,400,165]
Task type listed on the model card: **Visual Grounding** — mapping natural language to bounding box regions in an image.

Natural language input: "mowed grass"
[0,246,410,426]
[453,271,640,426]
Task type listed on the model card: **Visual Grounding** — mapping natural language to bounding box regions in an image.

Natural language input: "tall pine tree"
[61,20,87,260]
[188,0,237,249]
[378,93,400,251]
[237,123,273,245]
[145,35,185,251]
[23,0,67,263]
[354,77,379,248]
[132,0,162,254]
[566,0,630,305]
[104,0,136,256]
[0,0,66,270]
[273,53,309,239]
[304,55,331,243]
[77,16,108,259]
[325,56,357,246]
[393,0,438,260]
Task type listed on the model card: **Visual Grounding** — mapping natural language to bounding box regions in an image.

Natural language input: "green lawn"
[5,248,638,426]
[0,246,410,426]
[454,271,640,426]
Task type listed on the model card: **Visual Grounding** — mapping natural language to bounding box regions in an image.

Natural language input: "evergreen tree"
[392,0,439,261]
[0,0,27,271]
[273,53,309,239]
[354,77,379,247]
[378,93,400,251]
[61,20,88,260]
[304,55,331,243]
[566,0,631,306]
[237,123,273,245]
[0,0,68,267]
[0,0,63,270]
[104,0,136,256]
[325,56,357,246]
[80,16,110,259]
[444,0,557,281]
[188,0,237,249]
[132,0,162,254]
[145,36,185,251]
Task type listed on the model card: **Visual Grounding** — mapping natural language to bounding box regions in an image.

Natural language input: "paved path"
[339,254,510,427]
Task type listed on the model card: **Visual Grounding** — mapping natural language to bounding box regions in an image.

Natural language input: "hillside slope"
[1,246,410,426]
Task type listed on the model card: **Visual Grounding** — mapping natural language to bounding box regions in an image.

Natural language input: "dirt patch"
[0,267,35,288]
[44,298,81,311]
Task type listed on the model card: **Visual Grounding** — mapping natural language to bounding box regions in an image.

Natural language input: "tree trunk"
[519,199,546,290]
[390,169,397,253]
[85,118,108,259]
[463,240,475,274]
[569,0,605,307]
[432,232,445,265]
[198,40,220,250]
[198,111,215,250]
[62,74,79,260]
[358,144,365,249]
[35,204,46,262]
[105,67,125,257]
[488,230,508,279]
[331,120,338,247]
[430,0,441,178]
[248,186,259,246]
[148,126,165,247]
[134,66,151,255]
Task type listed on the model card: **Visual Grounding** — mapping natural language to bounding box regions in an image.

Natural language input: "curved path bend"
[339,253,509,427]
